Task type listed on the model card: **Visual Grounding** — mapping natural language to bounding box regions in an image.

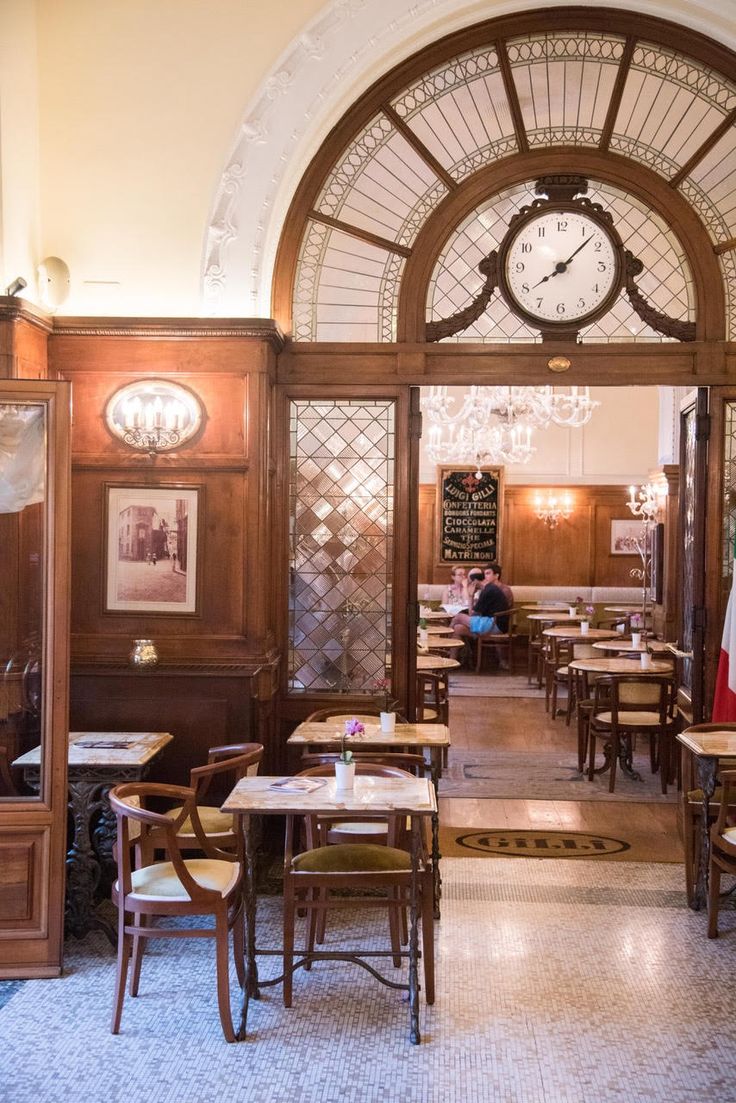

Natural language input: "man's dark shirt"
[474,582,510,631]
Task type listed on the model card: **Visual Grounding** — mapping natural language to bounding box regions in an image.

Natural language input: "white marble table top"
[528,612,586,622]
[592,639,670,654]
[289,721,450,748]
[421,637,465,650]
[542,627,618,640]
[222,774,437,816]
[422,625,456,635]
[568,657,674,674]
[417,610,453,621]
[13,730,173,769]
[416,654,461,671]
[676,730,736,757]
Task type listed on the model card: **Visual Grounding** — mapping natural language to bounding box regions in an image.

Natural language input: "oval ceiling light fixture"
[105,379,204,454]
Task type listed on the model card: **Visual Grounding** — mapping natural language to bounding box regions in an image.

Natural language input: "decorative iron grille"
[287,399,395,694]
[680,404,697,694]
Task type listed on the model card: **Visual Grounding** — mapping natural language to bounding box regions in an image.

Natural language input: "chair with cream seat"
[108,782,244,1042]
[588,675,677,794]
[707,769,736,937]
[475,609,518,674]
[282,762,434,1009]
[564,640,599,725]
[163,743,263,854]
[304,707,408,723]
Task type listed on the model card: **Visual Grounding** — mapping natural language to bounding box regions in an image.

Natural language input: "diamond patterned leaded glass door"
[287,398,398,696]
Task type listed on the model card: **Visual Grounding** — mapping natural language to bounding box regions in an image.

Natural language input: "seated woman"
[451,581,510,639]
[464,568,485,612]
[441,566,467,608]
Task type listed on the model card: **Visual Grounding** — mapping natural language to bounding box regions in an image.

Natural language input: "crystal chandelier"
[422,386,598,466]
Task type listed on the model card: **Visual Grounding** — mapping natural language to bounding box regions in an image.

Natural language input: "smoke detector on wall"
[37,257,70,311]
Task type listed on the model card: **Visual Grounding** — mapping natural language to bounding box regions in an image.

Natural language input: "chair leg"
[129,912,148,997]
[232,900,245,988]
[305,887,321,970]
[550,678,558,721]
[707,859,722,939]
[214,909,236,1042]
[587,731,597,782]
[283,881,296,1008]
[608,733,618,793]
[421,871,435,1005]
[565,673,575,726]
[111,908,132,1034]
[475,637,483,673]
[316,887,328,944]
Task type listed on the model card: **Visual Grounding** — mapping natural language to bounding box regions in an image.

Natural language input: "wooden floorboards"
[440,689,683,861]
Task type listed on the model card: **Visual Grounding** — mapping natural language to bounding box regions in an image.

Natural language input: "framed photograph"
[105,484,200,614]
[610,518,644,556]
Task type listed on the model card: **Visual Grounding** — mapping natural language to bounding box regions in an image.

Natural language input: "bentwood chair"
[679,722,736,905]
[416,671,449,726]
[163,743,263,853]
[108,782,244,1042]
[304,707,408,723]
[707,769,736,938]
[475,609,518,673]
[588,675,677,793]
[564,641,599,725]
[282,763,434,1008]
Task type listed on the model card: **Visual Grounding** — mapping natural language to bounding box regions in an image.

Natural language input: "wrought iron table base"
[238,819,425,1044]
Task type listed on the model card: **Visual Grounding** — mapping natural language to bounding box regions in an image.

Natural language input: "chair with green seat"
[282,762,434,1008]
[163,743,263,854]
[108,782,244,1042]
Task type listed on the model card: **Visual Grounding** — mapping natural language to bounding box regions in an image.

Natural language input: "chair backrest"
[304,707,408,723]
[109,782,239,901]
[300,751,429,776]
[295,763,417,849]
[596,675,674,720]
[572,642,598,660]
[190,744,263,804]
[416,671,448,723]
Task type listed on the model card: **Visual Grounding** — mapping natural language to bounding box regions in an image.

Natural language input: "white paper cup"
[616,623,626,634]
[631,633,642,648]
[640,652,652,669]
[568,607,577,616]
[580,621,589,635]
[380,711,396,733]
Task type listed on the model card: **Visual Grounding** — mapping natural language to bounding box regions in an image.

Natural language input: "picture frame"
[104,484,201,614]
[436,465,504,566]
[610,518,644,556]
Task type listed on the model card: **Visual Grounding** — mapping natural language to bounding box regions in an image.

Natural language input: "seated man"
[451,580,510,640]
[482,562,513,609]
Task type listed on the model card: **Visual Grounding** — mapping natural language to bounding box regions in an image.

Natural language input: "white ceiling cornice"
[202,0,736,321]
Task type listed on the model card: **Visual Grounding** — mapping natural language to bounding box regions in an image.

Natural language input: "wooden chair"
[475,609,517,673]
[588,675,677,793]
[108,782,244,1042]
[679,722,736,906]
[416,671,449,725]
[564,641,599,725]
[163,743,263,853]
[305,707,408,723]
[282,762,434,1008]
[707,768,736,938]
[545,635,575,720]
[526,616,545,686]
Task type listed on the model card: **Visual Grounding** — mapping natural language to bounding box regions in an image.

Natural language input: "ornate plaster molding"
[202,0,736,324]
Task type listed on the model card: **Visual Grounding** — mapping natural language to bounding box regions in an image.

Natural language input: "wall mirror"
[0,401,47,800]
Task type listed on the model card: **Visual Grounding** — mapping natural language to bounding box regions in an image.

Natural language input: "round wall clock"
[498,205,623,330]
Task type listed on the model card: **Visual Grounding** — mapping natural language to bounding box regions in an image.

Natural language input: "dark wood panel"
[0,837,36,925]
[70,672,270,785]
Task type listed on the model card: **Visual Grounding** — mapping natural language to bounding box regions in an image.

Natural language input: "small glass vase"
[130,639,158,668]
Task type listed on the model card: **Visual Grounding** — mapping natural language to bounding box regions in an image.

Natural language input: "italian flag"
[712,559,736,721]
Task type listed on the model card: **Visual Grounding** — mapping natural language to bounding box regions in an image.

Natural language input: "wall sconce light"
[105,380,203,454]
[535,490,573,529]
[626,481,665,522]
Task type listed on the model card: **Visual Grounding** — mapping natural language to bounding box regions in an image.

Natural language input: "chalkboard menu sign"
[437,466,503,564]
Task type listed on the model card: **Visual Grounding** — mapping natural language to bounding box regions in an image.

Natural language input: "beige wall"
[0,1,732,317]
[419,386,661,485]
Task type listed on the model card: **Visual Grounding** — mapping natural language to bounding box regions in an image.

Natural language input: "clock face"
[502,209,620,325]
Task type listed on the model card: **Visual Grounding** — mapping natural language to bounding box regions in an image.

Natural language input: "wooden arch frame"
[396,149,724,343]
[271,6,736,343]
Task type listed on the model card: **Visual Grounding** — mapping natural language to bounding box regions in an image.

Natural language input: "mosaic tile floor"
[1,858,735,1103]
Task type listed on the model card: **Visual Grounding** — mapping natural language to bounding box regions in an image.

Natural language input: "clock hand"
[560,234,595,267]
[531,235,596,289]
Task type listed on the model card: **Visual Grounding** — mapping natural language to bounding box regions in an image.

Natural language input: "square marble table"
[222,774,437,1045]
[676,729,736,910]
[14,730,172,942]
[289,721,450,917]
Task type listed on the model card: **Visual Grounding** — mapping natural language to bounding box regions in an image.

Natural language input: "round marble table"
[592,639,670,654]
[568,656,674,674]
[542,626,618,640]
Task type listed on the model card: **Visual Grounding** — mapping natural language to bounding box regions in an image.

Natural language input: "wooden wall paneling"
[418,483,658,588]
[703,388,736,716]
[0,303,52,380]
